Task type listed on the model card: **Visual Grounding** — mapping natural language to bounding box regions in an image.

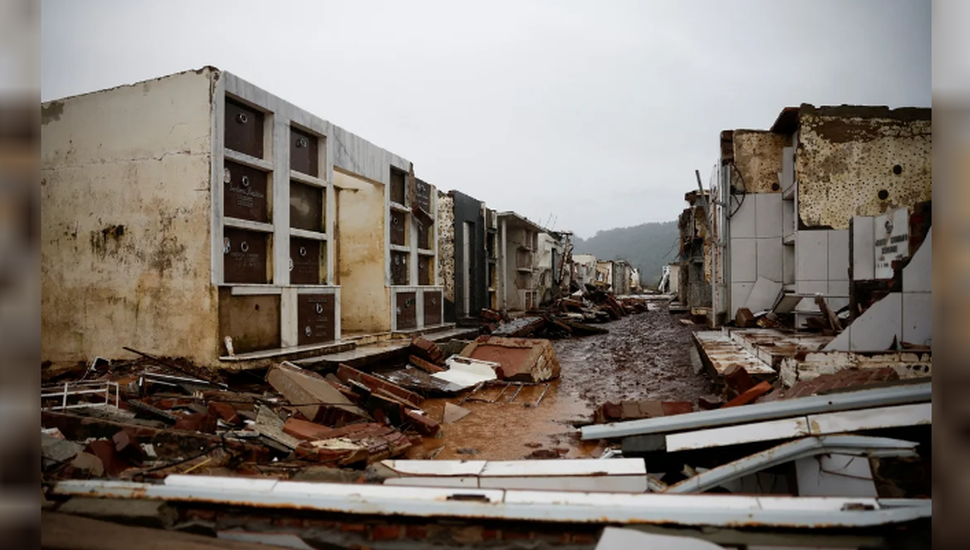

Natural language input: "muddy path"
[407,303,713,461]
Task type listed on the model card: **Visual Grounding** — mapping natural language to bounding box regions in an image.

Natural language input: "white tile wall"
[795,231,828,281]
[782,199,794,238]
[795,281,827,312]
[731,238,758,283]
[756,238,783,281]
[731,282,754,318]
[827,230,849,282]
[903,229,932,293]
[828,280,850,312]
[902,292,932,347]
[730,197,756,239]
[755,193,783,238]
[783,243,795,285]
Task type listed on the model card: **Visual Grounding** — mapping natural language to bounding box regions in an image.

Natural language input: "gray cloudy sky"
[41,0,930,238]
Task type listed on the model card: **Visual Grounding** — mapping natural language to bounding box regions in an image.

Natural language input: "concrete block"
[904,228,932,293]
[828,230,850,282]
[755,193,783,238]
[849,293,902,352]
[756,238,783,281]
[730,197,756,239]
[731,282,753,318]
[902,292,932,347]
[58,497,178,529]
[852,216,875,281]
[730,238,757,283]
[795,231,828,281]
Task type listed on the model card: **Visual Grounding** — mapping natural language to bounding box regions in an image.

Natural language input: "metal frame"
[581,381,930,440]
[41,381,120,411]
[664,435,918,494]
[52,476,931,529]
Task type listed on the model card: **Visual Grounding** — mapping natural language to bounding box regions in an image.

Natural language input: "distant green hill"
[572,220,679,287]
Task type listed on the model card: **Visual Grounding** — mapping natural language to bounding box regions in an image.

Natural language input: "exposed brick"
[284,417,338,441]
[273,517,304,528]
[449,526,483,543]
[410,337,445,364]
[661,401,693,415]
[184,508,216,522]
[723,364,755,397]
[173,412,216,434]
[404,409,440,436]
[340,523,368,533]
[337,364,424,407]
[481,529,500,541]
[303,518,337,529]
[370,524,401,541]
[409,355,445,374]
[722,381,772,408]
[571,532,600,544]
[208,401,240,424]
[84,439,130,477]
[405,525,429,539]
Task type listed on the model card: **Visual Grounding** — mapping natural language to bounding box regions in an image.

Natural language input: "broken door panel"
[218,289,281,353]
[396,292,417,330]
[223,227,270,284]
[224,97,264,158]
[223,161,269,222]
[290,127,319,177]
[424,290,442,326]
[290,238,322,285]
[391,252,409,285]
[289,181,323,232]
[298,294,336,345]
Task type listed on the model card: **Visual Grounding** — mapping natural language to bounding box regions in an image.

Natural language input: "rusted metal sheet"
[51,476,933,528]
[218,289,280,353]
[224,97,264,158]
[390,252,409,285]
[424,290,442,326]
[389,210,406,246]
[289,181,323,232]
[297,294,335,345]
[289,127,319,176]
[223,228,269,284]
[389,167,407,205]
[396,292,417,330]
[223,160,269,222]
[289,238,321,285]
[418,255,433,286]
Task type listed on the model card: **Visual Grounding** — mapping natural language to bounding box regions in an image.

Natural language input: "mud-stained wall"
[796,106,932,230]
[41,69,217,367]
[334,169,390,333]
[437,192,455,305]
[732,131,788,193]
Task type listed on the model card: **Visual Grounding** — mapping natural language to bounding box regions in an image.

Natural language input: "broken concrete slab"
[254,407,302,450]
[336,364,424,407]
[409,354,445,374]
[692,331,776,379]
[69,452,105,477]
[57,497,178,529]
[42,432,83,468]
[443,402,472,424]
[267,362,369,426]
[777,351,931,389]
[410,336,445,364]
[432,356,499,389]
[459,336,561,382]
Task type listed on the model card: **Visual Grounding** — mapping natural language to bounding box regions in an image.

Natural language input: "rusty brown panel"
[290,180,323,232]
[415,179,431,213]
[290,237,321,285]
[391,251,409,285]
[390,210,406,246]
[389,167,407,205]
[223,160,269,222]
[223,227,269,284]
[418,255,433,286]
[218,288,280,353]
[290,127,319,177]
[415,215,431,250]
[423,290,442,326]
[224,97,264,158]
[396,292,417,330]
[298,293,335,345]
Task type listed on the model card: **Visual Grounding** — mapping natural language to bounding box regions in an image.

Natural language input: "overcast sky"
[41,0,930,238]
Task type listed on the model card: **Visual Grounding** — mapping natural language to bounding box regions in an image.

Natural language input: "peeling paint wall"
[732,131,788,193]
[41,69,217,366]
[796,106,932,230]
[334,169,390,334]
[437,191,455,306]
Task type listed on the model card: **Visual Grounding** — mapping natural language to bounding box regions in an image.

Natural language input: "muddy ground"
[408,303,713,461]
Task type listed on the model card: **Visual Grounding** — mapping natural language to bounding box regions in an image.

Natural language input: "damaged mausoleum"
[41,68,930,550]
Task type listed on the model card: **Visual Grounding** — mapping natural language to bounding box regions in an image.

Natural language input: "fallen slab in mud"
[460,336,561,382]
